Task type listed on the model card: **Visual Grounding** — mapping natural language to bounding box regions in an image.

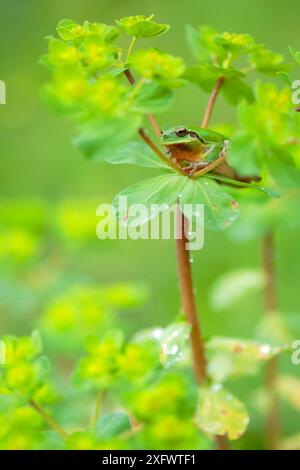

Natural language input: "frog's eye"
[176,128,189,137]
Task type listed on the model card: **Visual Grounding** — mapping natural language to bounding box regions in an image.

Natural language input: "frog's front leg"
[190,143,228,176]
[203,143,224,163]
[189,144,222,173]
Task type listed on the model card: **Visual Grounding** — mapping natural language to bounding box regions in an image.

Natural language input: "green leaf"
[277,71,292,86]
[104,64,128,78]
[74,115,142,162]
[205,174,279,197]
[83,21,119,42]
[183,64,220,92]
[113,174,187,226]
[222,77,254,104]
[210,269,265,311]
[228,132,261,176]
[289,46,300,65]
[229,132,262,176]
[250,47,291,75]
[266,146,300,188]
[134,322,191,367]
[56,19,84,41]
[116,15,169,38]
[206,337,285,382]
[96,412,131,439]
[132,82,174,114]
[104,141,168,169]
[215,32,260,56]
[184,64,241,93]
[184,65,253,104]
[180,177,240,231]
[197,385,249,440]
[185,25,227,64]
[158,323,191,367]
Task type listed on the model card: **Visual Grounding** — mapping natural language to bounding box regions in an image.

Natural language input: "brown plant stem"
[124,69,161,137]
[200,78,229,451]
[30,400,68,440]
[173,76,229,450]
[124,69,184,174]
[175,208,207,383]
[201,77,225,129]
[126,69,228,449]
[261,231,280,450]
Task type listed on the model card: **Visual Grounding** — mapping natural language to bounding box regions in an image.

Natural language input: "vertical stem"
[126,36,137,62]
[30,400,68,440]
[175,77,228,450]
[91,390,105,430]
[176,208,228,451]
[123,69,161,137]
[201,77,225,129]
[147,112,161,138]
[262,231,277,312]
[261,231,280,450]
[175,208,207,383]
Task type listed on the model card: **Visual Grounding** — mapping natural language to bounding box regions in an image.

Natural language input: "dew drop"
[260,344,271,356]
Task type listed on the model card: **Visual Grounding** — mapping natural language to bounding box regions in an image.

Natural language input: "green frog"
[160,126,234,177]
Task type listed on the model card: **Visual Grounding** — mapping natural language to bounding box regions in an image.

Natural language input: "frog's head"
[160,126,206,147]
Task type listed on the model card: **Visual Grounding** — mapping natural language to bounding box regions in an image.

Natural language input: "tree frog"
[160,126,233,177]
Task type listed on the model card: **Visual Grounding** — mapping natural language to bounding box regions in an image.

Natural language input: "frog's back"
[188,127,227,143]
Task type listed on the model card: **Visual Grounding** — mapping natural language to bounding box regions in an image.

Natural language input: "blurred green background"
[0,0,300,447]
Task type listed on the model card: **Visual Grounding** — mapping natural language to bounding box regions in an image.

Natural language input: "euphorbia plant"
[39,14,299,449]
[221,62,300,448]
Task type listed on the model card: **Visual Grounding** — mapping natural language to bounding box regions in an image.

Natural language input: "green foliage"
[113,174,240,231]
[35,15,300,451]
[134,322,191,367]
[41,283,148,353]
[116,15,169,38]
[131,49,185,80]
[206,337,286,382]
[230,82,300,188]
[0,331,57,404]
[96,412,131,439]
[41,16,294,236]
[197,385,249,440]
[184,25,289,105]
[250,47,290,75]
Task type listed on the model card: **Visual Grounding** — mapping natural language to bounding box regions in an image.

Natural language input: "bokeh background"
[0,0,300,449]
